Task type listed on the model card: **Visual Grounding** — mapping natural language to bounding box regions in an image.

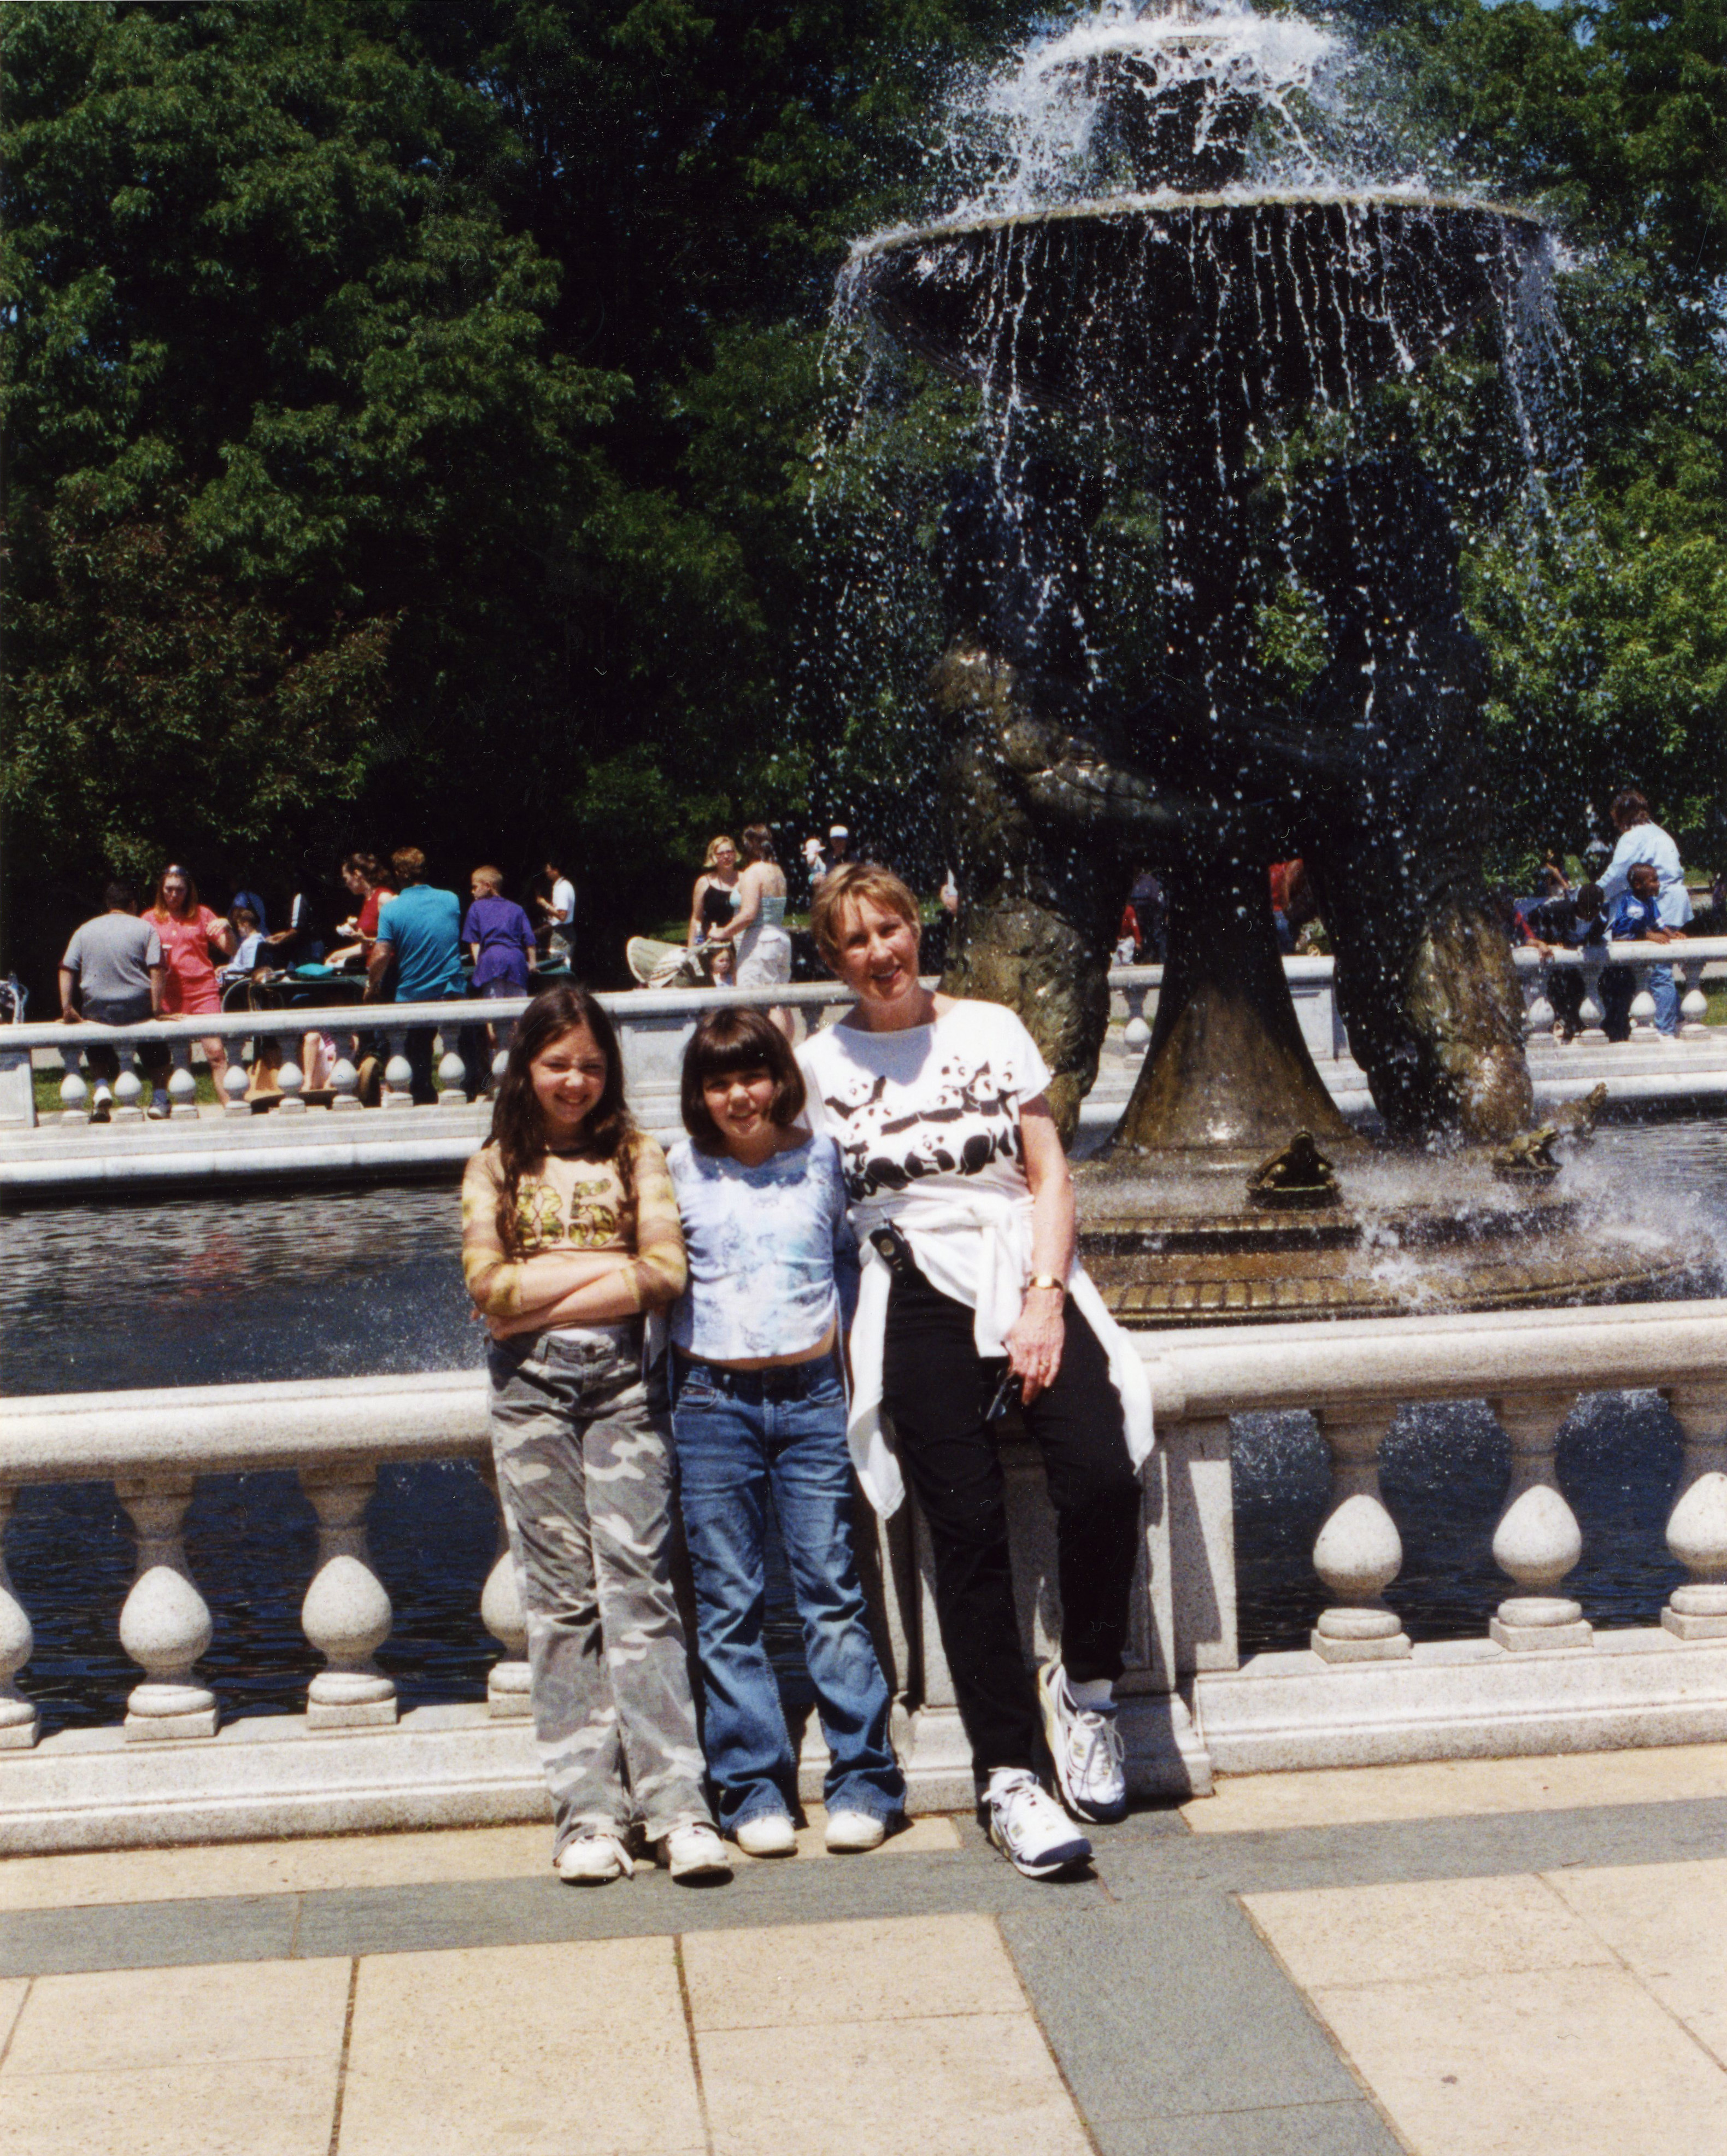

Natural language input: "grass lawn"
[33,1064,223,1114]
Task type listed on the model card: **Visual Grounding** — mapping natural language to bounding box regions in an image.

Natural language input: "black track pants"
[879,1262,1143,1774]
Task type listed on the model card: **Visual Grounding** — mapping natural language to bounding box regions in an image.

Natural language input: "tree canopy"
[3,0,1724,994]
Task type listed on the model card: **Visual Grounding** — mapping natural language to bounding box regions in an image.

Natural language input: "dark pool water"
[1,1116,1723,1731]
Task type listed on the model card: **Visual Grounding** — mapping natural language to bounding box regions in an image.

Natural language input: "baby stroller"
[625,938,722,989]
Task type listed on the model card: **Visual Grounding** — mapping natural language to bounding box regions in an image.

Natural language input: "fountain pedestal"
[1111,845,1354,1156]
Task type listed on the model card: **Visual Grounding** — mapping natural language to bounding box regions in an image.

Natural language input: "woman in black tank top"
[687,835,741,946]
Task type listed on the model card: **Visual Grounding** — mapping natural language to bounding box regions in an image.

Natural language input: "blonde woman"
[796,864,1153,1880]
[705,824,791,1036]
[687,836,741,947]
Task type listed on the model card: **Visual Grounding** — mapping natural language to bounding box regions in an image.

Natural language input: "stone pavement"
[2,1752,1726,2154]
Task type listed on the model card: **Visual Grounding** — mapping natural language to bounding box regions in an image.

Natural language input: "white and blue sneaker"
[1037,1660,1128,1825]
[984,1770,1092,1878]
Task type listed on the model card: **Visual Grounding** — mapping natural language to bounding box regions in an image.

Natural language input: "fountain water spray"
[827,0,1712,1323]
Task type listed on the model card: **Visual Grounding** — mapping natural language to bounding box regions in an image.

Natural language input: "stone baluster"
[476,1466,531,1718]
[300,1463,397,1726]
[381,1029,414,1109]
[1309,1404,1410,1662]
[1677,958,1709,1039]
[111,1063,145,1123]
[167,1042,201,1119]
[1489,1391,1591,1649]
[1122,981,1153,1056]
[116,1478,219,1737]
[1662,1383,1727,1641]
[0,1491,40,1750]
[491,1048,510,1088]
[328,1054,362,1112]
[437,1048,469,1107]
[1627,958,1658,1037]
[1523,962,1555,1046]
[223,1062,252,1116]
[59,1069,89,1123]
[1577,951,1607,1043]
[275,1055,307,1114]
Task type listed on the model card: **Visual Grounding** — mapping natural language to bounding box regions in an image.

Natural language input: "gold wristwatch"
[1028,1274,1066,1293]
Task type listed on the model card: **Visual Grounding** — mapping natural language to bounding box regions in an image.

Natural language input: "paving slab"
[1,1956,350,2076]
[1185,1742,1727,1834]
[337,1936,702,2156]
[1002,1882,1376,2129]
[0,1890,302,1981]
[0,1824,551,1911]
[1545,1856,1727,2070]
[0,1810,959,1912]
[689,1914,1090,2156]
[1248,1859,1727,2156]
[1086,2102,1396,2156]
[1308,1963,1727,2156]
[0,2059,342,2156]
[700,2012,1091,2156]
[0,1956,350,2156]
[683,1911,1024,2029]
[1244,1873,1611,1990]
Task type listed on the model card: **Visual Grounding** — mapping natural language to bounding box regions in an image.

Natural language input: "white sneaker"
[984,1770,1092,1878]
[1037,1661,1127,1825]
[824,1808,888,1854]
[556,1830,635,1884]
[659,1821,733,1882]
[735,1811,797,1858]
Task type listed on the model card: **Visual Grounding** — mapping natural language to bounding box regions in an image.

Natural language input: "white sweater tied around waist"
[844,1185,1154,1516]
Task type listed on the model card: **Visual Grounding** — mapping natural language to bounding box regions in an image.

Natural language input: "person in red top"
[146,865,236,1087]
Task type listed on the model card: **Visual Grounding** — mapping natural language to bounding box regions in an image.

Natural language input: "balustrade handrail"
[9,945,1725,1057]
[1512,935,1727,969]
[5,1298,1726,1483]
[0,979,872,1055]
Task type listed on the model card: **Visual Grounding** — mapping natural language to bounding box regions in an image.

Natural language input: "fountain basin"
[849,191,1546,427]
[1078,1172,1718,1329]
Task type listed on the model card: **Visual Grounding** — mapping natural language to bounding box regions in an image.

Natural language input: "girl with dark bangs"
[667,1006,904,1856]
[461,985,730,1887]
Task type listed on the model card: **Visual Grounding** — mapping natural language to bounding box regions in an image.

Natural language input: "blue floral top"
[667,1133,859,1362]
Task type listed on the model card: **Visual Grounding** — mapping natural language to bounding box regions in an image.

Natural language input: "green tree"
[3,0,1032,993]
[1358,0,1727,875]
[2,0,613,980]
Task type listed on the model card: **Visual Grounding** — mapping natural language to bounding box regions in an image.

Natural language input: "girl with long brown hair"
[461,985,730,1886]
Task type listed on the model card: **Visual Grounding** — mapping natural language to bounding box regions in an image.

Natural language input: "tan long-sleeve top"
[461,1133,687,1318]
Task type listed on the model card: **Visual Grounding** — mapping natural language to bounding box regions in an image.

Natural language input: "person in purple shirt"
[462,866,537,1049]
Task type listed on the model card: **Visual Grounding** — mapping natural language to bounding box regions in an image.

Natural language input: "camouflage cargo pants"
[487,1325,713,1849]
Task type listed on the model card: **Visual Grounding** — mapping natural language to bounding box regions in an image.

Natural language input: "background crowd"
[53,780,1719,1120]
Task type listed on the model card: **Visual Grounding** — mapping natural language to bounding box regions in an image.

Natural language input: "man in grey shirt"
[60,884,166,1095]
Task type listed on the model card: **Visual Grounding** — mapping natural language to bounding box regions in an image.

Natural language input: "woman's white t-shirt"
[797,1000,1052,1204]
[797,998,1152,1516]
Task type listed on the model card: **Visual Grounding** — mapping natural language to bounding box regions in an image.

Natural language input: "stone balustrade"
[9,942,1720,1141]
[0,983,870,1133]
[1512,935,1727,1044]
[3,1302,1727,1847]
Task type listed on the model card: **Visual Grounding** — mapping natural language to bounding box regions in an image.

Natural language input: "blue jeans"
[1649,963,1679,1035]
[671,1355,904,1832]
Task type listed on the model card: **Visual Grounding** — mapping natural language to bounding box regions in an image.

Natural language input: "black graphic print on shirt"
[821,1054,1024,1200]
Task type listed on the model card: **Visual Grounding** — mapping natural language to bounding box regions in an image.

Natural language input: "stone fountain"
[843,0,1712,1323]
